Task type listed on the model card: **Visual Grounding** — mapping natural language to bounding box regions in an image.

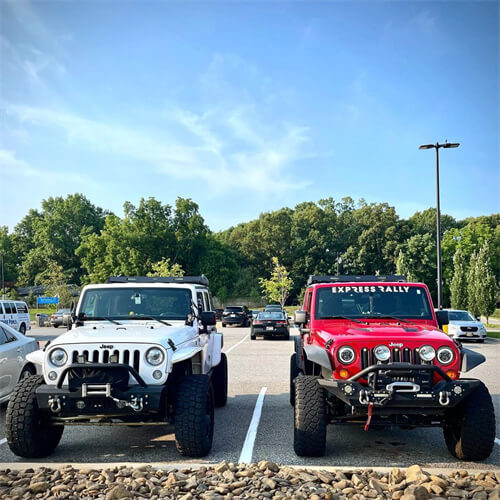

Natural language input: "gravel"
[0,462,499,499]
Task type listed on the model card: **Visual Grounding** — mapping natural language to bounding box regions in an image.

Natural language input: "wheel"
[19,324,26,335]
[221,323,226,328]
[212,353,228,407]
[290,353,300,406]
[294,376,326,456]
[53,324,59,328]
[174,375,214,457]
[19,365,36,382]
[6,375,64,458]
[477,339,485,343]
[284,331,290,341]
[443,381,495,461]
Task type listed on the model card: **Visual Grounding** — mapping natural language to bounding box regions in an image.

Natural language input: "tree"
[475,241,497,323]
[467,251,480,318]
[39,261,73,308]
[147,258,184,277]
[450,248,468,310]
[259,257,293,307]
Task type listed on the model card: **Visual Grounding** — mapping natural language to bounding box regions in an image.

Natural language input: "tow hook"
[364,402,374,431]
[439,391,451,406]
[48,396,62,413]
[359,389,370,405]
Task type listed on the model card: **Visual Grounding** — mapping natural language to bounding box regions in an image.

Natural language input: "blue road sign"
[37,296,59,305]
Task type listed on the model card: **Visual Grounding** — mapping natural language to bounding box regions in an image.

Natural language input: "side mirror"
[435,310,449,330]
[201,311,216,327]
[475,316,480,322]
[294,310,307,326]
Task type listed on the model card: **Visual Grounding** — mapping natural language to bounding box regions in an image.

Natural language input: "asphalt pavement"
[0,325,499,469]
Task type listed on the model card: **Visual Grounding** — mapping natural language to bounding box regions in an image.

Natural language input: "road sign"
[37,296,59,305]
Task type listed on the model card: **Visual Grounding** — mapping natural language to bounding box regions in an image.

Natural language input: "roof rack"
[108,275,209,286]
[307,275,407,285]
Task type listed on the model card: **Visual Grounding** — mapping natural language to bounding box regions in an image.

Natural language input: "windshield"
[258,312,285,320]
[315,285,433,320]
[449,310,475,321]
[79,287,192,321]
[225,307,243,313]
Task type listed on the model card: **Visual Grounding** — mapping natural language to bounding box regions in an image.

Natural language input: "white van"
[0,300,31,335]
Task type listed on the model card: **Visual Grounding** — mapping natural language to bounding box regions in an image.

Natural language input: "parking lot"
[1,325,499,469]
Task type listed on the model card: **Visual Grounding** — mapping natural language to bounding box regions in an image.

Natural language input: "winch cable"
[364,402,374,431]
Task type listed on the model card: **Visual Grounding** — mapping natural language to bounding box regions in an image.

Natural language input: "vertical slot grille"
[123,350,130,365]
[361,348,369,369]
[413,348,421,364]
[392,349,401,362]
[133,350,140,371]
[403,348,411,363]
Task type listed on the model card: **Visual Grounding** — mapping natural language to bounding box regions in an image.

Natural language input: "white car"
[0,300,31,335]
[5,275,227,459]
[0,323,38,403]
[438,309,487,343]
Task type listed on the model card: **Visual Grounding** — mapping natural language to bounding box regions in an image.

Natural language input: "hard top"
[108,275,209,286]
[307,275,407,286]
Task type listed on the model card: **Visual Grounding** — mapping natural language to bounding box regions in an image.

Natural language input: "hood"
[50,321,194,350]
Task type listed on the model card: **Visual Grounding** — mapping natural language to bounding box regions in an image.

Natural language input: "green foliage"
[474,241,497,321]
[467,251,480,318]
[39,261,73,308]
[450,248,468,310]
[259,257,293,307]
[147,258,185,277]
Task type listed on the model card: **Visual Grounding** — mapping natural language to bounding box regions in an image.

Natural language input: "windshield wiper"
[365,313,411,324]
[84,317,121,325]
[129,315,172,327]
[319,315,366,325]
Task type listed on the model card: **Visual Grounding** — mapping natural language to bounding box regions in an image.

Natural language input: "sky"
[1,0,499,232]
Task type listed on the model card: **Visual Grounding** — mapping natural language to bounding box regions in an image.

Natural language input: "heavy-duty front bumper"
[317,363,480,412]
[36,363,166,418]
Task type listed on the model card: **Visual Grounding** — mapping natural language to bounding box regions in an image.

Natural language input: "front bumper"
[318,363,480,412]
[450,331,486,340]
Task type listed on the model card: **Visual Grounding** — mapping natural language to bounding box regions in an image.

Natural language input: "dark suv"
[221,306,251,327]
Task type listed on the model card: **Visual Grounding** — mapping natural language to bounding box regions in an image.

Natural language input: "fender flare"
[26,349,44,367]
[303,344,332,371]
[461,347,486,372]
[171,346,203,365]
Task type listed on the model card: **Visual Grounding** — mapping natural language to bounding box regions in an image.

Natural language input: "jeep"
[6,276,227,458]
[291,275,496,461]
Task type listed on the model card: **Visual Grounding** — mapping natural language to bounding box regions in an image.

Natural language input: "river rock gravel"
[0,462,498,499]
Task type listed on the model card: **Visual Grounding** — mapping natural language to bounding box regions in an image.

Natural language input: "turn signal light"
[446,370,458,380]
[339,368,350,379]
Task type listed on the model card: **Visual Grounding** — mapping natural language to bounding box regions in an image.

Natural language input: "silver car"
[439,309,488,343]
[0,323,39,403]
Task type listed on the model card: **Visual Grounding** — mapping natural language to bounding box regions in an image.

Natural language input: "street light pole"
[1,252,4,300]
[419,141,460,309]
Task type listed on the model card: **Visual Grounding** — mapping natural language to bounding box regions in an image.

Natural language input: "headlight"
[437,346,455,365]
[49,348,68,367]
[337,346,356,364]
[419,345,436,362]
[145,347,165,366]
[373,345,391,362]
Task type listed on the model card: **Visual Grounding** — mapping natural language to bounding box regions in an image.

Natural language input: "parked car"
[215,308,224,321]
[291,274,495,461]
[0,300,31,335]
[5,275,227,459]
[49,309,71,328]
[221,305,251,327]
[265,304,284,313]
[0,322,38,404]
[251,311,289,340]
[435,309,487,342]
[251,310,261,320]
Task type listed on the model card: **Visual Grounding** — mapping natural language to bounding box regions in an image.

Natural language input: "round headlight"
[437,346,455,365]
[146,347,165,366]
[49,348,67,367]
[419,345,436,362]
[337,346,356,364]
[373,345,391,362]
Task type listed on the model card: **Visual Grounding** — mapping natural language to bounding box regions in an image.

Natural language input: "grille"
[460,326,478,332]
[71,348,141,372]
[361,346,415,369]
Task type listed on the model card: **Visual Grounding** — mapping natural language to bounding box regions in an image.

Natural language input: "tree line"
[1,193,498,309]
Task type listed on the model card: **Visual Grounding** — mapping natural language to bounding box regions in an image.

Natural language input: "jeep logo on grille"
[100,344,114,349]
[389,342,403,348]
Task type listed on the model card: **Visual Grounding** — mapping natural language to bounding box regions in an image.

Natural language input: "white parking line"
[0,438,6,446]
[224,335,249,354]
[238,386,267,463]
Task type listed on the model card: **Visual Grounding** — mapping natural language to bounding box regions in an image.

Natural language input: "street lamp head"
[441,142,460,149]
[419,144,435,150]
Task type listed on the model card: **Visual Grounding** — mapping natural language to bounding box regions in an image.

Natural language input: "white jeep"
[6,276,227,458]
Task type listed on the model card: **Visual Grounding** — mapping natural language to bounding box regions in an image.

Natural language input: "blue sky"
[1,0,498,231]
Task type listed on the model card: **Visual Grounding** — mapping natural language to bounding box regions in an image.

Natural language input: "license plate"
[466,332,473,337]
[266,326,274,331]
[231,314,236,317]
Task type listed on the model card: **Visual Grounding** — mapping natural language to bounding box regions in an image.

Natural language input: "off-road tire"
[18,365,36,381]
[443,381,495,461]
[212,353,228,407]
[289,353,300,406]
[6,375,64,458]
[294,375,326,456]
[19,324,26,335]
[174,375,214,457]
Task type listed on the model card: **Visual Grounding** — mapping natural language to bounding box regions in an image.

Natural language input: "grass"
[29,306,58,321]
[487,331,500,339]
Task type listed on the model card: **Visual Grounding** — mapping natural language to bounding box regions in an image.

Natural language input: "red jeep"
[291,275,496,461]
